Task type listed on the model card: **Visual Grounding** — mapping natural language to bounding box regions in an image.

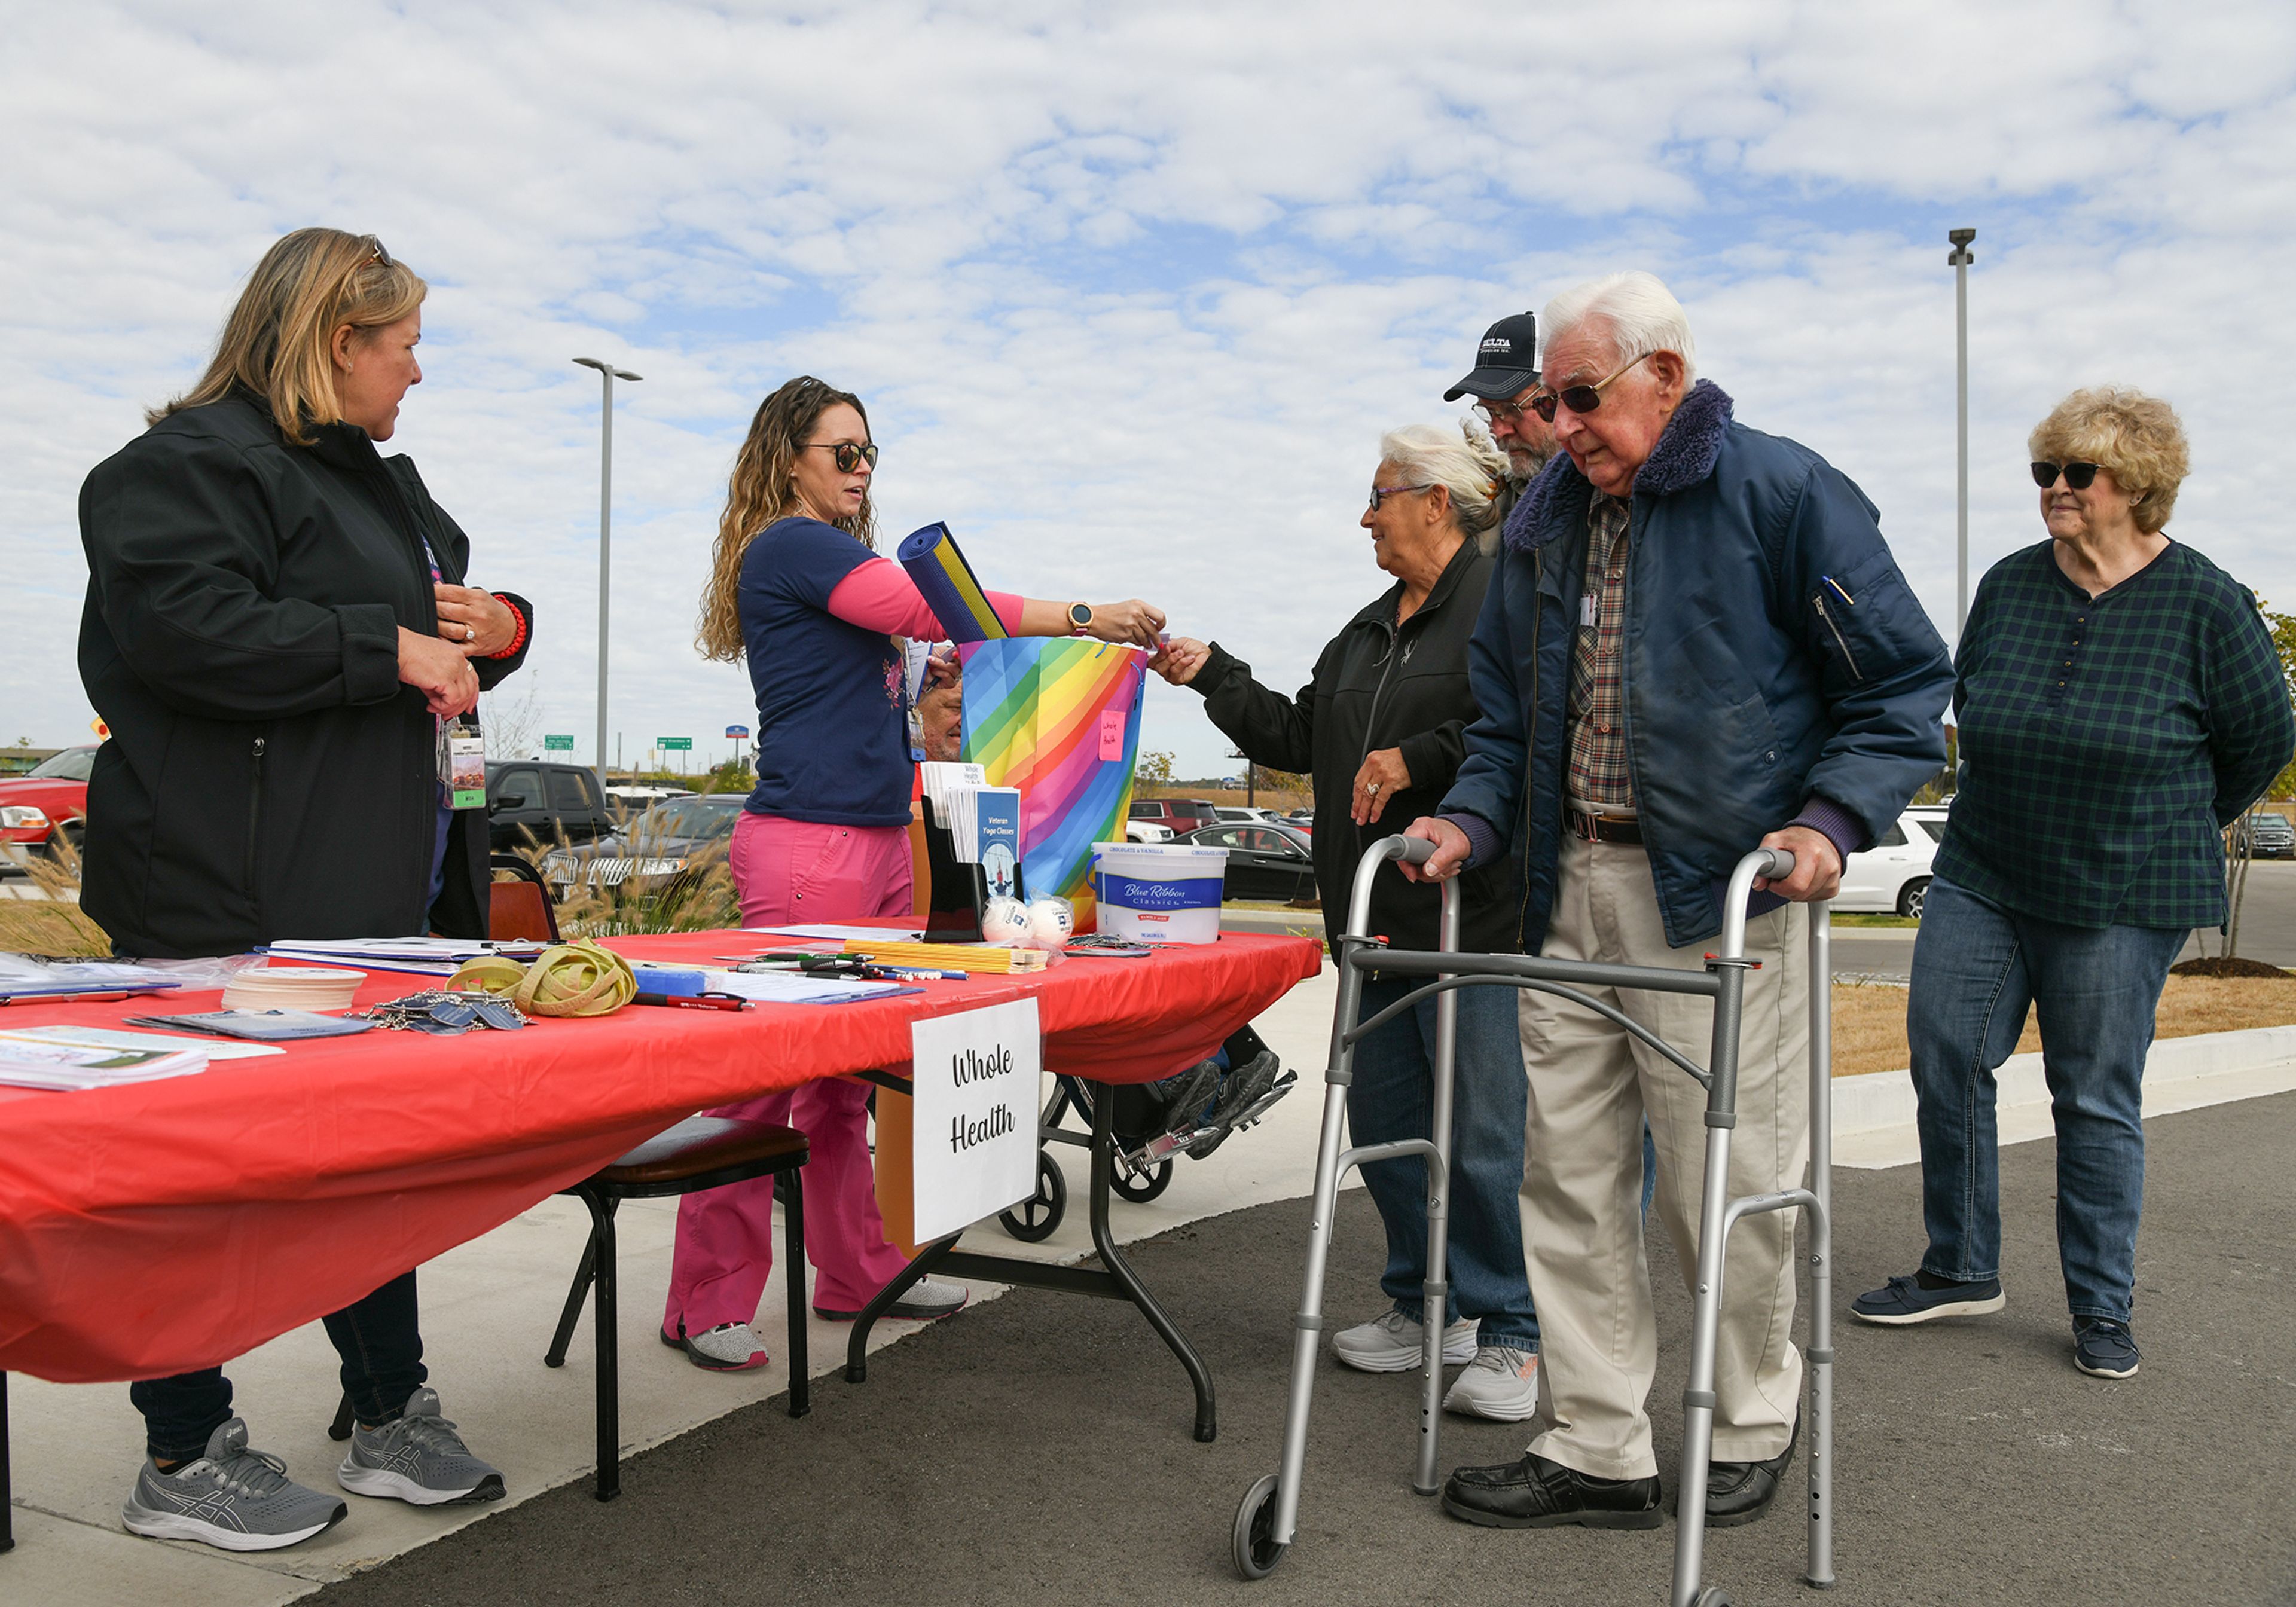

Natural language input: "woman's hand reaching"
[1082,599,1166,649]
[1152,636,1211,686]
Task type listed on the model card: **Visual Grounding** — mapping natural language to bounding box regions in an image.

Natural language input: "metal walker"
[1232,836,1836,1606]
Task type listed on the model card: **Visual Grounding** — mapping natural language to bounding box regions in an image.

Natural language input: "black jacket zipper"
[246,737,267,905]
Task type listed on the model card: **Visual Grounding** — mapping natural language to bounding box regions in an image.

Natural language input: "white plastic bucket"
[1090,842,1228,945]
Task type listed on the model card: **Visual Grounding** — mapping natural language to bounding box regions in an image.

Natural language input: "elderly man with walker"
[1405,273,1953,1551]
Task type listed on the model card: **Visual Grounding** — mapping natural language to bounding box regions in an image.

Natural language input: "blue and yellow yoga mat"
[897,521,1009,643]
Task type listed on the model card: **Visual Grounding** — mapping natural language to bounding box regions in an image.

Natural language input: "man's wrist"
[1784,795,1862,866]
[1442,811,1500,870]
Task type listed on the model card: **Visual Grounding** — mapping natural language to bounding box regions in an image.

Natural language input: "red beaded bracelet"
[487,597,528,660]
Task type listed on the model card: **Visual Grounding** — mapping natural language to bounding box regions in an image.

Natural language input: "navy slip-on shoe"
[2072,1318,2140,1379]
[1850,1272,2005,1325]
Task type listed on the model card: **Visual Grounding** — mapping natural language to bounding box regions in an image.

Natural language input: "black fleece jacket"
[1187,537,1517,958]
[77,392,532,958]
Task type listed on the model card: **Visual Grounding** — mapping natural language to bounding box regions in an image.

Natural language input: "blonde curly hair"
[2028,386,2190,534]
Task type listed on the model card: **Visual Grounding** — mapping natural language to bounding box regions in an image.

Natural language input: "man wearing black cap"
[1445,311,1559,523]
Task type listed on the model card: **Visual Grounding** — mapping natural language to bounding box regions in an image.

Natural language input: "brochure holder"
[920,811,1023,941]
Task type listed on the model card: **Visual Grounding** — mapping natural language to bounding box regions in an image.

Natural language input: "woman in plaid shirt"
[1852,387,2294,1380]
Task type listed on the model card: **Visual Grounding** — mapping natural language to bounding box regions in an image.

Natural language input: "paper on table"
[0,1038,209,1091]
[744,924,927,943]
[698,969,914,1006]
[0,1025,284,1061]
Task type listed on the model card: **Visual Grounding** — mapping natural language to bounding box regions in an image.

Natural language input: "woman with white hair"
[1154,421,1543,1419]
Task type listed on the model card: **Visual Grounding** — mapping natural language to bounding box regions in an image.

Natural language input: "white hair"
[1378,420,1511,540]
[1540,271,1697,385]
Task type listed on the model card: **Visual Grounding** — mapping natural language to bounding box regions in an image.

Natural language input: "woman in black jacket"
[80,228,526,1550]
[1155,421,1541,1420]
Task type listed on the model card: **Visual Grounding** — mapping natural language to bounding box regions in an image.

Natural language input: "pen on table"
[631,992,749,1012]
[872,965,970,981]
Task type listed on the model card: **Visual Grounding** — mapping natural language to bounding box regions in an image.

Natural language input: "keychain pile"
[352,989,530,1034]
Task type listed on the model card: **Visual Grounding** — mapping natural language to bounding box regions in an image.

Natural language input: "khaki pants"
[1518,834,1806,1480]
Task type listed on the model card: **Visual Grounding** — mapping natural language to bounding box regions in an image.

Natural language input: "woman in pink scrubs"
[668,375,1165,1368]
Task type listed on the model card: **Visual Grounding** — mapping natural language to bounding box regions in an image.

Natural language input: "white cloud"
[4,0,2293,778]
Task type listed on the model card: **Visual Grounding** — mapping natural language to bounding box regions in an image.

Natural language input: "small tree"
[1136,749,1174,791]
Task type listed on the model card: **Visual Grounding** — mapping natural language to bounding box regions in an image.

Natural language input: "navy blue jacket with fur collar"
[1440,380,1953,950]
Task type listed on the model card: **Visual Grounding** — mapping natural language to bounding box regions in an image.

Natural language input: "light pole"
[573,357,642,796]
[1947,228,1976,640]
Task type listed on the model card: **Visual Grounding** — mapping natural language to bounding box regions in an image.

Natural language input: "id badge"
[441,720,488,809]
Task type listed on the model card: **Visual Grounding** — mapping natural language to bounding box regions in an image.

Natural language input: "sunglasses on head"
[2031,461,2100,491]
[361,235,393,270]
[801,441,879,472]
[1528,350,1652,423]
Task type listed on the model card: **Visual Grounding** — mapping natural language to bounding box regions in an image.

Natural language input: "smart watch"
[1067,601,1094,634]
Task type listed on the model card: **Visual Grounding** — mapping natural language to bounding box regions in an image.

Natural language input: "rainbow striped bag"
[957,638,1147,931]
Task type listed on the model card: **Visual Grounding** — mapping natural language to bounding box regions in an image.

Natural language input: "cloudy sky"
[7,2,2293,777]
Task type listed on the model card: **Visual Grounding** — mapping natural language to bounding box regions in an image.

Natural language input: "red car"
[0,745,95,864]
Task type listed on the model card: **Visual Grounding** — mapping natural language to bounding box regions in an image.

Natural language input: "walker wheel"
[997,1151,1065,1242]
[1232,1473,1287,1579]
[1691,1587,1732,1607]
[1112,1158,1173,1203]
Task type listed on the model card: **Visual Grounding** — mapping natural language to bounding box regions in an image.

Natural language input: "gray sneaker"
[815,1277,969,1322]
[337,1387,505,1506]
[121,1418,347,1551]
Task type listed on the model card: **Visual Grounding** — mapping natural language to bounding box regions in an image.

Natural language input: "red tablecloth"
[0,931,1321,1382]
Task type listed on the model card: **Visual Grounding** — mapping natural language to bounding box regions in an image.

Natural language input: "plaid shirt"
[1567,491,1636,809]
[1936,540,2294,929]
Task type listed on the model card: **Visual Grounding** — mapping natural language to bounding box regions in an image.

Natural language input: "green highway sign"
[658,737,694,750]
[542,734,575,751]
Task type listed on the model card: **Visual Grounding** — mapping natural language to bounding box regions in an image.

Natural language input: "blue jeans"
[1907,877,2184,1324]
[1349,976,1538,1348]
[130,1272,427,1462]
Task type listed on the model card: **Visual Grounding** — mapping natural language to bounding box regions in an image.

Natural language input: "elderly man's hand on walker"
[1754,823,1842,901]
[1396,814,1471,882]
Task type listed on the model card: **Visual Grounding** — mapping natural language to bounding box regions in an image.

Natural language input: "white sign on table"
[908,998,1041,1243]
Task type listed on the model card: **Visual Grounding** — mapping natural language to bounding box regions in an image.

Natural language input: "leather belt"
[1569,809,1642,845]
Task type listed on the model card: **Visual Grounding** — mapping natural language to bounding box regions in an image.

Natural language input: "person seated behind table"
[1153,419,1544,1422]
[668,374,1168,1370]
[78,228,529,1550]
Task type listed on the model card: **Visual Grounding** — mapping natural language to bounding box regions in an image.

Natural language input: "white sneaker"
[1442,1344,1541,1421]
[1331,1309,1478,1373]
[662,1321,771,1371]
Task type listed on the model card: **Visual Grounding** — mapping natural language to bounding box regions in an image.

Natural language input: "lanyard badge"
[441,719,488,809]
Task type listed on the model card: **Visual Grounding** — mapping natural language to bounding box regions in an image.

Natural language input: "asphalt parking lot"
[1224,861,2296,980]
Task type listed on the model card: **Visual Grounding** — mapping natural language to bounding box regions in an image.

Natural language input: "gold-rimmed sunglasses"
[1528,350,1653,423]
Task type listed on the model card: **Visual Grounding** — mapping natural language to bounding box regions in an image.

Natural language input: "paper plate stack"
[221,966,365,1013]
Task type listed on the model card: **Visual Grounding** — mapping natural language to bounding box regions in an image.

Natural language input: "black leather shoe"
[1442,1452,1664,1530]
[1704,1414,1799,1528]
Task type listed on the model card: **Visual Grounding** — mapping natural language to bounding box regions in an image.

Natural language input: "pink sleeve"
[825,558,1025,637]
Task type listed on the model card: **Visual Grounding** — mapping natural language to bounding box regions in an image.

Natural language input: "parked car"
[1129,797,1220,836]
[1903,803,1951,845]
[2241,811,2295,859]
[1125,819,1176,843]
[538,792,748,891]
[487,760,618,851]
[1834,810,1940,919]
[606,784,695,817]
[1178,821,1318,903]
[0,744,95,867]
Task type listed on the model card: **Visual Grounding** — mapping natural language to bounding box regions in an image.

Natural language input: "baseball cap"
[1443,311,1540,402]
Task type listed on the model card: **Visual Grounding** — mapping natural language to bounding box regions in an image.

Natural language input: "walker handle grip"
[1386,834,1437,866]
[1756,846,1796,881]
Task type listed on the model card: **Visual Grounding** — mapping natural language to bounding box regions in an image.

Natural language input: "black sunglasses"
[1528,351,1652,423]
[2031,461,2100,491]
[362,235,393,270]
[801,441,879,472]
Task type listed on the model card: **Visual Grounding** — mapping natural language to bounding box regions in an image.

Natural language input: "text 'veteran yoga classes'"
[949,1044,1018,1153]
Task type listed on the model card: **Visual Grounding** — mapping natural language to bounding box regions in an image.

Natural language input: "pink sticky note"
[1099,708,1126,761]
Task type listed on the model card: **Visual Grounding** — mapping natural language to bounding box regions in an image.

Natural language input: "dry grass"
[1829,973,2296,1077]
[0,844,110,957]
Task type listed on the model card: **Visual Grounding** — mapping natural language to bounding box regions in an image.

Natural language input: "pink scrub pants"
[662,810,918,1333]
